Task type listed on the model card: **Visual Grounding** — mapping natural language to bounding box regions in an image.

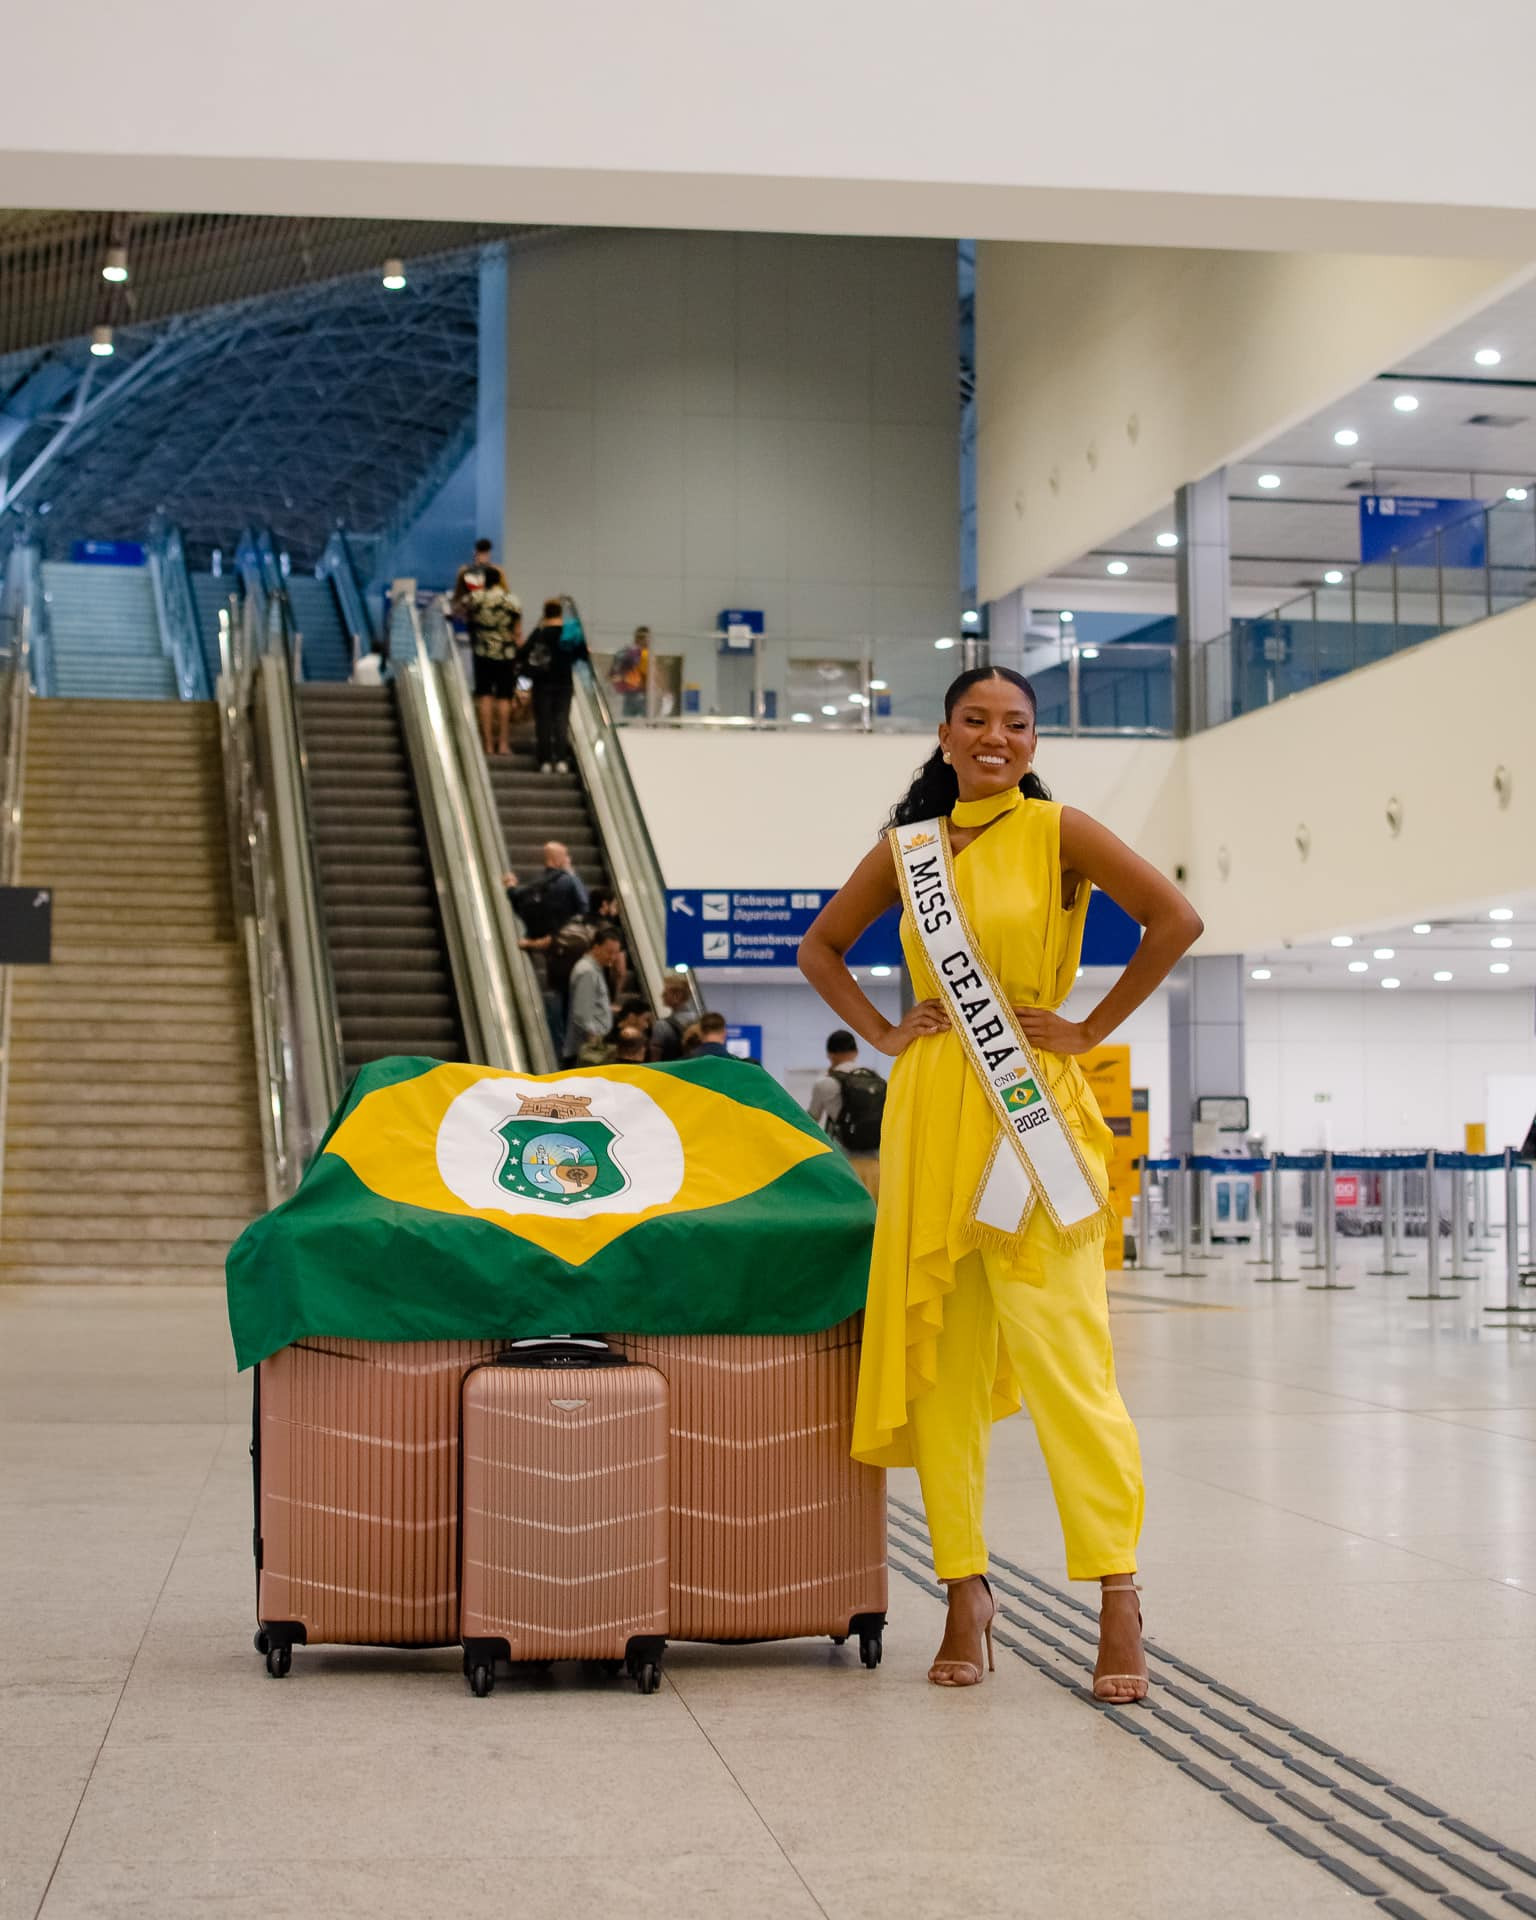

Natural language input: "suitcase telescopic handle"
[495,1337,628,1370]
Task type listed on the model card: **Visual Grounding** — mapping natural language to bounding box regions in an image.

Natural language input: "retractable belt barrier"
[1126,1147,1535,1317]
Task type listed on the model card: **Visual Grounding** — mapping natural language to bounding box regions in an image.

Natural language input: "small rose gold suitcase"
[611,1319,888,1666]
[253,1339,499,1676]
[459,1343,670,1696]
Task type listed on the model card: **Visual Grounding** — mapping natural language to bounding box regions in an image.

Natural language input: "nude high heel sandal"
[1092,1581,1149,1703]
[928,1575,998,1688]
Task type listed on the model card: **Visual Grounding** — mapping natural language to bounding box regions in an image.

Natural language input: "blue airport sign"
[1359,495,1485,569]
[724,1024,762,1061]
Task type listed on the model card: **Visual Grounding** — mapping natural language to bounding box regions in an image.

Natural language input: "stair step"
[3,1154,258,1188]
[1,1190,258,1224]
[9,1038,253,1069]
[6,1122,260,1152]
[0,1240,241,1271]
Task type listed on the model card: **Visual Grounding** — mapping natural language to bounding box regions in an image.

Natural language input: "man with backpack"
[515,595,590,773]
[808,1029,886,1199]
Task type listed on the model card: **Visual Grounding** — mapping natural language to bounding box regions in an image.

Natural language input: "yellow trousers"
[907,1244,1144,1583]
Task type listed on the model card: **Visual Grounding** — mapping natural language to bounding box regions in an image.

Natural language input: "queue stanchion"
[1195,1165,1217,1262]
[1300,1166,1326,1270]
[1247,1160,1271,1267]
[1307,1149,1353,1292]
[1163,1157,1201,1278]
[1256,1153,1297,1283]
[1408,1149,1461,1300]
[1368,1163,1409,1277]
[1486,1149,1536,1321]
[1447,1155,1480,1279]
[1474,1163,1496,1249]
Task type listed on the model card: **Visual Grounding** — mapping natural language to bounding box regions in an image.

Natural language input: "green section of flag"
[225,1056,874,1370]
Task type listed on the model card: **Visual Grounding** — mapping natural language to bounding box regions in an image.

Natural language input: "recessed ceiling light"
[673,963,690,974]
[820,704,839,716]
[1433,970,1453,982]
[934,637,956,650]
[1348,960,1369,973]
[1257,473,1282,490]
[1156,531,1179,548]
[1106,560,1129,576]
[1475,347,1503,367]
[1080,646,1101,660]
[381,258,407,291]
[1491,936,1514,949]
[101,246,129,284]
[1060,611,1074,623]
[1491,962,1511,974]
[1334,428,1360,447]
[1374,948,1395,959]
[961,609,980,627]
[790,712,813,723]
[1249,967,1272,980]
[1323,569,1345,585]
[1507,487,1530,502]
[1413,923,1432,934]
[89,324,114,357]
[1381,977,1401,989]
[1490,907,1514,920]
[868,678,888,691]
[1393,394,1419,412]
[1330,935,1354,948]
[870,966,893,978]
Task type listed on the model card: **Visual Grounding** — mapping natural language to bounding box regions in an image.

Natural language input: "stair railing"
[5,539,54,698]
[145,518,213,701]
[566,597,702,1019]
[0,591,34,1218]
[217,590,343,1198]
[391,584,540,1072]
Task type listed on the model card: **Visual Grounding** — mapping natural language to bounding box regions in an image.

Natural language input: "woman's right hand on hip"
[875,999,951,1057]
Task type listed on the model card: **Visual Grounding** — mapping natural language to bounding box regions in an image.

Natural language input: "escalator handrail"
[145,518,213,701]
[391,590,532,1073]
[6,540,55,699]
[318,528,376,671]
[417,598,556,1074]
[567,618,702,1018]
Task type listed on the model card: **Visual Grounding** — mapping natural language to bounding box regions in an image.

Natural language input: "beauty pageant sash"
[889,816,1111,1244]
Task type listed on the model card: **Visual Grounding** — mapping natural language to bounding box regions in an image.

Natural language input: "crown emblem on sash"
[904,831,937,849]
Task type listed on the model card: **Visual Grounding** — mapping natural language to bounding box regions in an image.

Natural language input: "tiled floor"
[3,1238,1534,1920]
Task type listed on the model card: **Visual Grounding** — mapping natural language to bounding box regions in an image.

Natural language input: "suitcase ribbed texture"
[460,1364,669,1659]
[257,1339,498,1646]
[610,1320,887,1641]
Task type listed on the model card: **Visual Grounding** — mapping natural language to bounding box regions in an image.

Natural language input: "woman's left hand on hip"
[1015,1008,1094,1056]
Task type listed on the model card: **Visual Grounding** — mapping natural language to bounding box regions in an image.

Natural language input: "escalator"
[296,683,464,1074]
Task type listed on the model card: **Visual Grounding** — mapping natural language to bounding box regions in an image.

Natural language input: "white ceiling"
[1033,272,1536,611]
[1242,893,1536,995]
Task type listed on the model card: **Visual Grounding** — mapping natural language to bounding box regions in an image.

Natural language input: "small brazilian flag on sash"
[225,1055,875,1370]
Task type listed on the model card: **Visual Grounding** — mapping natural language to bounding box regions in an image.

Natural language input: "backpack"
[547,916,596,994]
[829,1067,887,1154]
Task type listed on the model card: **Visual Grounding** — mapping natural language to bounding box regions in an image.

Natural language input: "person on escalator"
[516,597,590,773]
[504,842,589,943]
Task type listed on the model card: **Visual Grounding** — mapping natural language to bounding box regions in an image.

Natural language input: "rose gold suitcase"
[610,1319,888,1666]
[459,1344,670,1695]
[253,1339,499,1677]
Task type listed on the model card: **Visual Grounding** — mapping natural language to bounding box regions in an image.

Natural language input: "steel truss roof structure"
[0,233,556,567]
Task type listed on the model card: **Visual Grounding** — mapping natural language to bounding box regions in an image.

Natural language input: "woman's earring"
[942,750,952,764]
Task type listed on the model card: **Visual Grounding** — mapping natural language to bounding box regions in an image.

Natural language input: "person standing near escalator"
[517,596,590,774]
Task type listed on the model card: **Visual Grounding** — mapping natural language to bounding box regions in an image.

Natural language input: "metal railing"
[0,596,33,1217]
[390,590,538,1073]
[318,529,376,671]
[145,517,213,701]
[3,539,54,698]
[1196,489,1536,724]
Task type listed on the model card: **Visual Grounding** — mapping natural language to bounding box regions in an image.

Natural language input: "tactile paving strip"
[886,1496,1530,1920]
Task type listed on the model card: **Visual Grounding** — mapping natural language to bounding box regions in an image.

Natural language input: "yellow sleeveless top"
[851,798,1115,1468]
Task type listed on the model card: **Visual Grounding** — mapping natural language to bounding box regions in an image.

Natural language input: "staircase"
[286,576,352,682]
[1,702,267,1282]
[297,684,465,1074]
[41,561,177,700]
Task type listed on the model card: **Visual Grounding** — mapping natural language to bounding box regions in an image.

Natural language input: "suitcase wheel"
[265,1644,292,1679]
[253,1631,270,1656]
[634,1662,662,1696]
[829,1636,847,1646]
[468,1661,496,1698]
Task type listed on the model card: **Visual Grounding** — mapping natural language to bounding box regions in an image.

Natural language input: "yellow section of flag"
[325,1062,831,1264]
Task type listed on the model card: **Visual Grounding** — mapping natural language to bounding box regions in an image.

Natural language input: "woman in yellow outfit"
[799,667,1202,1695]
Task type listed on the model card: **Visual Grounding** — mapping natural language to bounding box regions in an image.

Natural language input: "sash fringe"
[960,1199,1116,1264]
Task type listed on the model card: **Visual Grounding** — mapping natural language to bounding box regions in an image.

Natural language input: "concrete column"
[1175,468,1231,733]
[1168,954,1246,1157]
[476,243,508,550]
